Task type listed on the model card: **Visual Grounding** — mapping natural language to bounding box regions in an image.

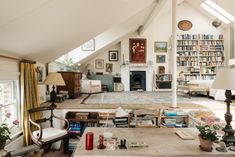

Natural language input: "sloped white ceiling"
[1,0,235,63]
[0,0,155,63]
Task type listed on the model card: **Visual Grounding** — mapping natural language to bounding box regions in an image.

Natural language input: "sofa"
[81,79,102,94]
[187,80,235,100]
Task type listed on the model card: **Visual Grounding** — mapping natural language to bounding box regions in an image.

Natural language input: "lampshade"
[229,59,235,65]
[43,72,65,86]
[212,68,235,90]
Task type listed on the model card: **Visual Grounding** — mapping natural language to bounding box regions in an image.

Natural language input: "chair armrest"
[52,114,69,130]
[29,116,42,142]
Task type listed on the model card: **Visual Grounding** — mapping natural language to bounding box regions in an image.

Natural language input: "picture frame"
[106,63,113,73]
[35,66,44,84]
[108,50,118,61]
[154,41,167,53]
[81,39,95,51]
[158,66,165,74]
[129,38,146,63]
[156,55,166,63]
[95,59,104,69]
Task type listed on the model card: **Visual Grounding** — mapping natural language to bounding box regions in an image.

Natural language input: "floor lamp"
[43,72,65,107]
[212,68,235,146]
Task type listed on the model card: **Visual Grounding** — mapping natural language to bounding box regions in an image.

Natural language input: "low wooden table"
[72,128,235,157]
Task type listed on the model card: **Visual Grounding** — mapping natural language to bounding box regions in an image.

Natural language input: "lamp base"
[222,90,235,146]
[222,125,235,146]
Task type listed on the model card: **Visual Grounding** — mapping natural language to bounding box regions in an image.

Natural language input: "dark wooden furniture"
[57,71,82,99]
[28,105,69,153]
[155,74,172,90]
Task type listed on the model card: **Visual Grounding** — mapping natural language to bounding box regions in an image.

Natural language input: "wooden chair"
[28,105,69,153]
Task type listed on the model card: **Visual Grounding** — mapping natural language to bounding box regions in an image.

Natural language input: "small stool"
[56,94,64,102]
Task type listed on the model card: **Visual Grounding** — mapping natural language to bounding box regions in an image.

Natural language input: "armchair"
[81,79,102,94]
[28,105,69,153]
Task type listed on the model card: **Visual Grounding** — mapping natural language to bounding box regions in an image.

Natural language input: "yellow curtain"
[20,62,40,146]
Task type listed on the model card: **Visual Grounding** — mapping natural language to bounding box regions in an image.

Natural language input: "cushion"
[33,127,67,142]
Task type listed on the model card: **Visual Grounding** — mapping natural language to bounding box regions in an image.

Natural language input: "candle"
[85,132,94,150]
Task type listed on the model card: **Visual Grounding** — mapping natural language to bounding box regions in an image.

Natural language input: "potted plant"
[196,125,219,152]
[0,123,10,149]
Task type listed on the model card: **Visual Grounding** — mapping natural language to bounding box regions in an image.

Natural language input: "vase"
[198,135,213,152]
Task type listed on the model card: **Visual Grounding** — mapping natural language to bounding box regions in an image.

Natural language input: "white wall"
[82,44,121,75]
[0,57,19,80]
[121,2,225,76]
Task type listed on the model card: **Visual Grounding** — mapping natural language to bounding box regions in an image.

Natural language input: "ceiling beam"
[138,0,167,35]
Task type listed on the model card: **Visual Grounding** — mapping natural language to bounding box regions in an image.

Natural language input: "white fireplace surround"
[121,64,154,91]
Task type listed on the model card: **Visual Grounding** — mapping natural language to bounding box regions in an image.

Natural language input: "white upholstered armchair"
[81,79,102,93]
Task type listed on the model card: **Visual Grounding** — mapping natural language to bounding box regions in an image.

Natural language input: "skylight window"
[201,0,234,24]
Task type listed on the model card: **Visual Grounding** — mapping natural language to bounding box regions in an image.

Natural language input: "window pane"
[0,80,19,128]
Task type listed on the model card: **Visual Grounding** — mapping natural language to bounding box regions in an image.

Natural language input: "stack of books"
[68,122,81,134]
[68,138,79,152]
[113,117,128,127]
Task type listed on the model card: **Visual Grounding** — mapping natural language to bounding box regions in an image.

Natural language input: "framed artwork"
[106,63,113,73]
[95,59,104,69]
[156,55,166,63]
[154,41,167,52]
[158,66,165,74]
[35,66,44,84]
[81,39,95,51]
[109,50,118,61]
[129,38,146,63]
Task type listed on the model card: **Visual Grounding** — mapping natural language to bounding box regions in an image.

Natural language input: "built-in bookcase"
[177,34,224,81]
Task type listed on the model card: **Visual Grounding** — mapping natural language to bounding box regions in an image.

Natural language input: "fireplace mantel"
[121,64,154,91]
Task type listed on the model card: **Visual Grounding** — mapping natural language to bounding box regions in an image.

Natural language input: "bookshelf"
[177,34,224,81]
[159,109,189,128]
[155,74,172,90]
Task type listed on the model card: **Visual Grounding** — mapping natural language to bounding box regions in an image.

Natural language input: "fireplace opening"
[130,71,146,91]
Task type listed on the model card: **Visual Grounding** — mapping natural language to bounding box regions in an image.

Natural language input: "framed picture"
[108,50,118,61]
[106,63,113,73]
[129,38,146,63]
[158,66,165,74]
[35,66,44,84]
[81,39,95,51]
[95,59,104,69]
[154,41,167,52]
[156,55,166,63]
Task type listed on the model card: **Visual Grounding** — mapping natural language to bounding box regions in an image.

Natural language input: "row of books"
[184,75,215,80]
[177,34,223,40]
[156,74,172,81]
[177,40,223,45]
[68,122,81,134]
[113,117,129,127]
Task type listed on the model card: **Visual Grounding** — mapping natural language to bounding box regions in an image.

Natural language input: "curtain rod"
[0,54,21,61]
[0,54,36,64]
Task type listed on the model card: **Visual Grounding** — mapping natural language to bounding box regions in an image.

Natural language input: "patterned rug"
[81,91,235,110]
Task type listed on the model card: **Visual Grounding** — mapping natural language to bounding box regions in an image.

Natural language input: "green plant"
[196,125,219,141]
[0,123,10,148]
[60,55,80,71]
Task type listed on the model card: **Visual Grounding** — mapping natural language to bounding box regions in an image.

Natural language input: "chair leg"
[62,137,69,154]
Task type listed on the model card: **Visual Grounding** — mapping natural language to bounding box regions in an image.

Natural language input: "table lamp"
[43,72,65,107]
[212,68,235,146]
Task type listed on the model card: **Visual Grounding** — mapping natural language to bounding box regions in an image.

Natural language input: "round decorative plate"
[178,20,192,31]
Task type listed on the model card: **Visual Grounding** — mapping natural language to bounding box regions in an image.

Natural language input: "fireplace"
[130,71,146,91]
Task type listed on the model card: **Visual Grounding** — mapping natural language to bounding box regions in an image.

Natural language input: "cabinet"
[159,109,189,128]
[57,72,82,98]
[65,111,99,152]
[134,109,160,128]
[155,74,172,90]
[177,34,224,81]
